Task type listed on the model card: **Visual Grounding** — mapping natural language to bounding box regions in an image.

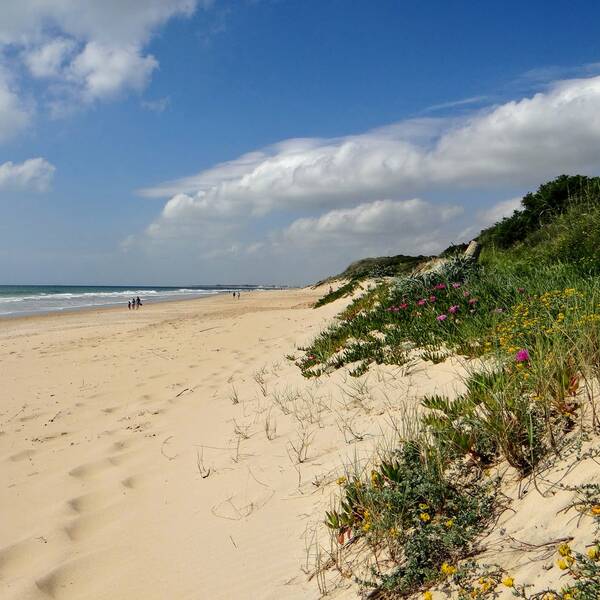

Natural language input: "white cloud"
[1,0,207,108]
[0,71,31,142]
[0,158,55,191]
[0,1,200,47]
[129,74,600,283]
[68,42,158,101]
[478,197,522,225]
[23,38,76,78]
[281,198,463,255]
[141,75,600,234]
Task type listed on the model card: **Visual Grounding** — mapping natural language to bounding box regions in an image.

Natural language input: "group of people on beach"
[232,291,241,299]
[128,297,142,310]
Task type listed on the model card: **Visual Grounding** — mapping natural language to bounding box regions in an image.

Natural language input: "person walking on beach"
[136,296,142,309]
[128,300,131,310]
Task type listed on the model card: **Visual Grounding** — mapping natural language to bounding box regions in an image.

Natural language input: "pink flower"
[463,290,470,297]
[436,314,447,321]
[417,299,427,306]
[452,282,461,289]
[429,295,437,302]
[515,349,530,362]
[468,298,478,305]
[399,303,408,309]
[448,305,459,314]
[307,354,316,360]
[434,283,447,290]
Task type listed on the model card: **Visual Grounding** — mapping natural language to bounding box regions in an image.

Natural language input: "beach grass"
[304,176,600,598]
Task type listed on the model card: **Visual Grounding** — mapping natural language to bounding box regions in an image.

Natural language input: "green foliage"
[478,174,600,249]
[327,443,496,595]
[314,175,600,597]
[317,254,430,284]
[314,279,361,308]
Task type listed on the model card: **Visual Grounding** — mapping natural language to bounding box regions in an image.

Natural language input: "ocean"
[0,285,274,318]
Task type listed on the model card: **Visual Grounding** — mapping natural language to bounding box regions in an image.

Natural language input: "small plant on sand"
[325,441,496,596]
[314,279,362,308]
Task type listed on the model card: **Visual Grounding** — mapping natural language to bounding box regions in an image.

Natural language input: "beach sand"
[2,288,596,599]
[0,287,467,599]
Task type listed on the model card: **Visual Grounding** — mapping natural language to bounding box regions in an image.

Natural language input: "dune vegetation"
[303,175,600,598]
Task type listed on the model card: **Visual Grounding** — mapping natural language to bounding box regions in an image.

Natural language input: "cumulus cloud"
[23,38,76,78]
[68,42,158,101]
[1,0,207,108]
[129,74,600,282]
[141,76,600,234]
[281,198,463,255]
[0,158,55,191]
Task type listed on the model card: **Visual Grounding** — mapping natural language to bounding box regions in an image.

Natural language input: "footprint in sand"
[68,452,132,480]
[63,503,124,542]
[8,448,36,462]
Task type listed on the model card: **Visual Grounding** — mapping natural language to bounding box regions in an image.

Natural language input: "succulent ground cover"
[303,178,600,598]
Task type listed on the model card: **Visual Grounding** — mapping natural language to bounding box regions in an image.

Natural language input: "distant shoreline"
[0,286,294,322]
[0,284,288,320]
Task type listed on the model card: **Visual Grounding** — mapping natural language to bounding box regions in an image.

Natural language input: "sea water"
[0,285,272,318]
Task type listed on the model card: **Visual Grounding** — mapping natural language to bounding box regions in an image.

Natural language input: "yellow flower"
[336,476,347,485]
[388,527,399,538]
[562,593,573,600]
[557,542,572,556]
[502,576,514,587]
[362,522,371,532]
[444,518,454,528]
[542,594,556,600]
[418,503,429,510]
[440,562,456,576]
[419,512,431,522]
[591,505,600,515]
[423,592,433,600]
[557,558,569,570]
[587,546,599,560]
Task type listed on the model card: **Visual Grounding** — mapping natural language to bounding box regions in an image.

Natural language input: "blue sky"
[2,1,600,285]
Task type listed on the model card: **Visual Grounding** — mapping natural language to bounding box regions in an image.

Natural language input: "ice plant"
[436,314,447,321]
[448,305,459,314]
[515,348,530,363]
[429,295,437,302]
[434,283,447,290]
[417,299,427,306]
[452,282,461,288]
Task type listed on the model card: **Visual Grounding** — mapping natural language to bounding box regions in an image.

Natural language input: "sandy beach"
[1,286,599,599]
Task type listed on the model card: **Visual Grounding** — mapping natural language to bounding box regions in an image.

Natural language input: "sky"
[2,1,600,286]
